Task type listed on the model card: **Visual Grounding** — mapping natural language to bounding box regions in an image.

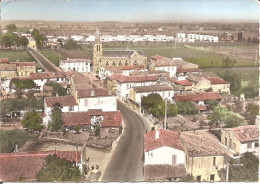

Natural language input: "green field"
[203,67,259,88]
[1,50,35,62]
[39,49,65,67]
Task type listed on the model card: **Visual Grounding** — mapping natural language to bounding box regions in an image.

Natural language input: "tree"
[22,111,43,131]
[240,86,258,99]
[207,100,219,110]
[1,35,12,48]
[167,114,188,131]
[168,104,178,116]
[10,79,36,90]
[245,103,259,125]
[64,39,80,50]
[49,103,63,131]
[218,152,259,182]
[17,36,29,47]
[31,29,46,49]
[37,155,81,182]
[176,101,199,115]
[224,114,242,128]
[95,125,100,137]
[45,81,66,96]
[6,24,17,33]
[219,71,241,96]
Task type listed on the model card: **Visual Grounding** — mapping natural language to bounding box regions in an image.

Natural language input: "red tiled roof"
[63,112,90,126]
[229,125,259,143]
[0,151,80,182]
[177,68,202,74]
[151,54,164,60]
[108,74,159,83]
[121,65,145,70]
[62,59,91,63]
[102,111,122,127]
[206,78,229,85]
[0,63,16,71]
[175,92,222,102]
[62,110,122,127]
[0,58,9,63]
[29,71,78,80]
[197,105,207,111]
[174,80,193,86]
[76,88,110,98]
[11,62,36,66]
[45,96,77,107]
[145,129,184,152]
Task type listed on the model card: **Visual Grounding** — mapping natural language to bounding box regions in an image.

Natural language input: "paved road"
[102,102,149,182]
[28,49,58,72]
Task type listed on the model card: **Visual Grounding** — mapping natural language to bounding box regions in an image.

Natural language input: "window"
[112,61,116,66]
[168,91,170,97]
[255,143,259,147]
[210,174,215,182]
[225,137,227,146]
[247,143,252,148]
[106,61,109,66]
[84,99,88,106]
[213,157,216,166]
[172,155,177,165]
[134,61,138,66]
[197,176,201,182]
[119,61,122,66]
[69,106,74,112]
[125,61,128,66]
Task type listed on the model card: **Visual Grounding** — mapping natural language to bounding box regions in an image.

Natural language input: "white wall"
[61,62,90,73]
[144,146,185,165]
[240,142,259,155]
[155,66,176,77]
[78,96,117,112]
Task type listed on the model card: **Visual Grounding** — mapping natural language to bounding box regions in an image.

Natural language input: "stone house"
[180,132,225,182]
[221,125,259,156]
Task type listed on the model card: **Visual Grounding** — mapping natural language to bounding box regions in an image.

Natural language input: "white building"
[108,74,159,101]
[144,129,186,165]
[71,35,85,41]
[130,84,174,105]
[149,57,177,78]
[60,59,91,73]
[176,33,186,39]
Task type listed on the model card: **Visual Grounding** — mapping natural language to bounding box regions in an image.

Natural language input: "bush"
[22,111,43,131]
[37,155,81,182]
[168,104,178,116]
[64,39,81,50]
[176,101,199,115]
[45,81,66,96]
[0,130,34,153]
[10,79,36,90]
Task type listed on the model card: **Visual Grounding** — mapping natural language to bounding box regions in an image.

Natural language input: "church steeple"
[93,27,103,73]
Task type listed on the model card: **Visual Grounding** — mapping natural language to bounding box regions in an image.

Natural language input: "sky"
[1,0,259,22]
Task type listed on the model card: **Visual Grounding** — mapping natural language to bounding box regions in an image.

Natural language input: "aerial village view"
[0,0,259,182]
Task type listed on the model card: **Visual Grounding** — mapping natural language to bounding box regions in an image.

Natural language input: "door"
[172,155,177,165]
[229,138,232,148]
[210,174,215,182]
[225,137,227,146]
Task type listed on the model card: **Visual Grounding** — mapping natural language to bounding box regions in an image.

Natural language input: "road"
[28,49,58,72]
[102,101,149,182]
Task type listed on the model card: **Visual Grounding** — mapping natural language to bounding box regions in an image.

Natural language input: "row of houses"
[176,33,219,42]
[144,125,259,181]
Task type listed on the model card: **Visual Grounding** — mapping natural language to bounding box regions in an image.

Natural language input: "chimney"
[91,90,95,96]
[155,130,160,139]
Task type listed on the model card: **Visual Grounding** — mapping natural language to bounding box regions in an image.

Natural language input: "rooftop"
[0,151,81,182]
[103,50,146,58]
[181,132,225,157]
[151,54,164,60]
[0,63,16,71]
[71,74,92,90]
[132,84,173,93]
[174,80,193,86]
[11,62,36,66]
[62,59,91,63]
[121,65,145,70]
[108,74,159,83]
[45,96,78,107]
[145,129,184,152]
[28,71,78,80]
[175,92,222,102]
[177,68,202,74]
[228,125,259,143]
[206,78,229,85]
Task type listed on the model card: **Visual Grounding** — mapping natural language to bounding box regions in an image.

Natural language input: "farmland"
[39,49,65,67]
[1,50,35,62]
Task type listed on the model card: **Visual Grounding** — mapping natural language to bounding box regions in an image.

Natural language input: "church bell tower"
[93,28,103,74]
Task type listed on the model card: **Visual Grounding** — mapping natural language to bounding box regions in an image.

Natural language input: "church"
[92,33,147,74]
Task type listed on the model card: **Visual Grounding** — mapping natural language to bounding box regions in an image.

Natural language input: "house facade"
[221,125,259,155]
[181,132,225,182]
[60,59,91,73]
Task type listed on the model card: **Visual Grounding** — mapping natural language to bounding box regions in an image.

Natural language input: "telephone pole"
[164,99,167,129]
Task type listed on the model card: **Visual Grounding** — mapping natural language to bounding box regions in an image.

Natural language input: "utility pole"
[226,161,229,182]
[164,99,167,129]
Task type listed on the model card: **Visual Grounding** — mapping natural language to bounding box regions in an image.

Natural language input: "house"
[173,58,199,70]
[130,70,169,77]
[181,132,225,182]
[176,68,202,81]
[43,95,79,126]
[129,84,174,107]
[175,92,222,106]
[99,66,122,80]
[108,74,160,101]
[0,63,17,78]
[60,59,91,73]
[144,129,187,181]
[149,56,177,77]
[13,62,36,77]
[0,151,83,182]
[173,80,193,92]
[221,125,259,155]
[62,110,122,135]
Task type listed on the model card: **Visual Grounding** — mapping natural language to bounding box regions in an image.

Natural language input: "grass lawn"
[0,130,34,153]
[203,67,259,88]
[39,49,65,67]
[1,50,35,62]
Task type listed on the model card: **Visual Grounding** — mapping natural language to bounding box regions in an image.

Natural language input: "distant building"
[92,30,147,74]
[60,59,91,73]
[221,125,259,156]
